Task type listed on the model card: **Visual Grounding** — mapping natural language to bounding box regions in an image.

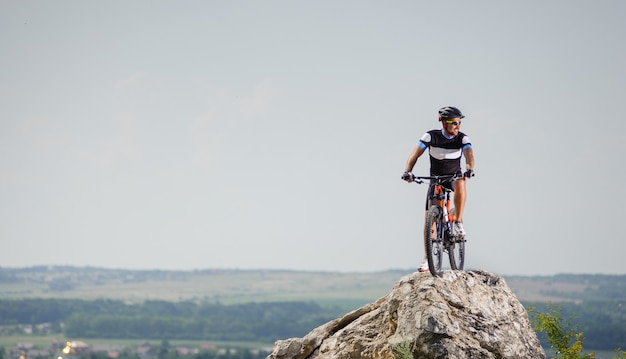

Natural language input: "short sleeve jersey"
[418,129,472,176]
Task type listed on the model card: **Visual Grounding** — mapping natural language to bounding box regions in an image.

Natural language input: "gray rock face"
[267,270,545,359]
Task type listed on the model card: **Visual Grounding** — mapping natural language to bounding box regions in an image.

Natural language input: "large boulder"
[267,270,545,359]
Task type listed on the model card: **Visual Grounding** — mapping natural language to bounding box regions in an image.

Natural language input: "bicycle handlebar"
[412,174,458,184]
[406,173,471,184]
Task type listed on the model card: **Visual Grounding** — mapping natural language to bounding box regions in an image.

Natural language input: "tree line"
[1,297,625,350]
[0,299,339,343]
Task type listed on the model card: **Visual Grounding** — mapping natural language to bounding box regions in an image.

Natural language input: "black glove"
[463,169,475,178]
[401,171,414,181]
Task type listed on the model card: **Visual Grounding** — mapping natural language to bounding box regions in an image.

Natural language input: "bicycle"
[410,173,466,277]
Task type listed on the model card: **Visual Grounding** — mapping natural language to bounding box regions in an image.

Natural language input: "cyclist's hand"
[401,171,414,182]
[463,169,475,178]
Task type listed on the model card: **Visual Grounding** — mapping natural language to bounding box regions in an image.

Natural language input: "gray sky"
[2,1,625,276]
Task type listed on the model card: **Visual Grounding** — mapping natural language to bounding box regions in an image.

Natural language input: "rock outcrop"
[267,270,545,359]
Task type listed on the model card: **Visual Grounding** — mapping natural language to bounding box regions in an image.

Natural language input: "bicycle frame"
[416,174,457,225]
[432,183,456,224]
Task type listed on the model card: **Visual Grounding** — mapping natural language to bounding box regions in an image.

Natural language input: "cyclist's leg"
[452,178,466,222]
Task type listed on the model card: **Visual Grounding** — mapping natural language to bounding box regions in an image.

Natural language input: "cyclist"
[402,106,475,273]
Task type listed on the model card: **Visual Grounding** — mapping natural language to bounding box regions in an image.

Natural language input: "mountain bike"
[411,174,466,277]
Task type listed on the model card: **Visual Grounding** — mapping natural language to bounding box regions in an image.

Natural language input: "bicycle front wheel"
[448,237,465,270]
[425,205,444,277]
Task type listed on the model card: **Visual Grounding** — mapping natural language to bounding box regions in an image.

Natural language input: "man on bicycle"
[402,106,475,272]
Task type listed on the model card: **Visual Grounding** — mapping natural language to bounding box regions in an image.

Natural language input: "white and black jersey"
[418,129,472,176]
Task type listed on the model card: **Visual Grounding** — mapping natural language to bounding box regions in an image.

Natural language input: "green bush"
[530,303,626,359]
[392,341,414,359]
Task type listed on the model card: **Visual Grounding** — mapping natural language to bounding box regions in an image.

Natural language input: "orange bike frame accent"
[434,185,456,222]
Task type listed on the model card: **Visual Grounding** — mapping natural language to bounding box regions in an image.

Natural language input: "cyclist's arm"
[463,147,474,172]
[405,144,426,172]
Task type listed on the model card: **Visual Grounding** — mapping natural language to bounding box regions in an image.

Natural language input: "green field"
[0,267,407,311]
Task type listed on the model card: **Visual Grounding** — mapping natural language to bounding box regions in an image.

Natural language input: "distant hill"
[1,266,624,306]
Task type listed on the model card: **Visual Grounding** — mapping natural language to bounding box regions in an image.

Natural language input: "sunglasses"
[445,120,462,125]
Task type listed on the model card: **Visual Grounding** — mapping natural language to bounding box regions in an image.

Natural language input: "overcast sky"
[1,1,625,276]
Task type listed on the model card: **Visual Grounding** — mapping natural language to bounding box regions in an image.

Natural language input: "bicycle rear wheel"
[448,237,465,270]
[425,205,444,276]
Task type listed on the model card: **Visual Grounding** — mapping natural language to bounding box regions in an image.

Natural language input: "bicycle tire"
[425,205,444,276]
[448,237,465,271]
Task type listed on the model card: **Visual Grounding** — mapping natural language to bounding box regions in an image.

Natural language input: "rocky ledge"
[267,270,545,359]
